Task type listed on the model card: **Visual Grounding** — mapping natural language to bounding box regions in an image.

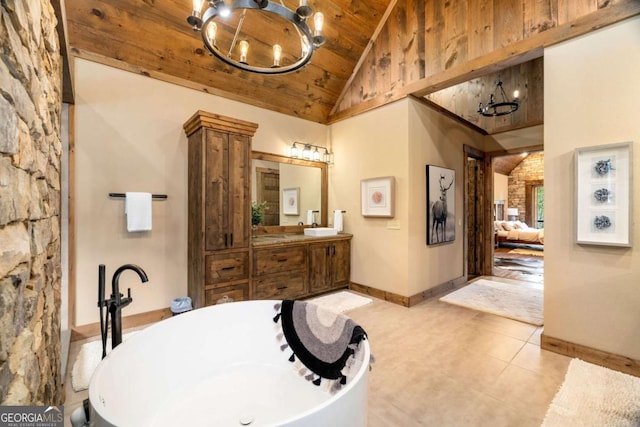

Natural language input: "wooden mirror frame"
[252,150,328,234]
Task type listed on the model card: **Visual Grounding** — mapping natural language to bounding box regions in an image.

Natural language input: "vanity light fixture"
[477,78,520,117]
[289,142,332,163]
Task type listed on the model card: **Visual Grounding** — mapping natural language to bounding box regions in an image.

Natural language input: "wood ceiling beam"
[328,0,640,124]
[409,95,487,136]
[329,0,400,116]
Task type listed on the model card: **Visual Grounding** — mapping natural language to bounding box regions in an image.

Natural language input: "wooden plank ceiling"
[65,0,640,128]
[65,0,390,124]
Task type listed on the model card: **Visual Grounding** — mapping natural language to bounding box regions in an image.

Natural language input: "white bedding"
[495,221,544,244]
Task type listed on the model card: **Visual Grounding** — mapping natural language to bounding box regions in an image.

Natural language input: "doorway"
[492,151,544,283]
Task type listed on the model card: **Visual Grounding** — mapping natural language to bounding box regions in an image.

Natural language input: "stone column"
[0,0,63,405]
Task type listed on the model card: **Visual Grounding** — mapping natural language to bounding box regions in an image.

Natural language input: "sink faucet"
[98,264,148,357]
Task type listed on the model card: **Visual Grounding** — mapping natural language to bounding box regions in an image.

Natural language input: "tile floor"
[63,276,570,426]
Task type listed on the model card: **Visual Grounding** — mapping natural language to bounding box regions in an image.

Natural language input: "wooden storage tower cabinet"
[183,111,258,308]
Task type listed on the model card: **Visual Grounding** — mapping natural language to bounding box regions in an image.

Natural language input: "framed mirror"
[251,151,328,233]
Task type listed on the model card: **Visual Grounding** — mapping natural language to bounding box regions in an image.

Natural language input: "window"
[533,185,544,228]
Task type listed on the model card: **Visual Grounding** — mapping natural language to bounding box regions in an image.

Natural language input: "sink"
[304,227,338,237]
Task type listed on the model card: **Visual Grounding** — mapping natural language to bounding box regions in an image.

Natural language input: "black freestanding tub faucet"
[97,264,149,358]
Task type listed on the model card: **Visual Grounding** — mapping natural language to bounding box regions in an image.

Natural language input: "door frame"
[463,145,488,277]
[484,144,544,275]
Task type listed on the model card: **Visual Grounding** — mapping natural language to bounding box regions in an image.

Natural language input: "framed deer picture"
[427,165,455,245]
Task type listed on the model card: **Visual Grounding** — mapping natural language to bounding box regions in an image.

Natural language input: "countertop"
[252,232,353,247]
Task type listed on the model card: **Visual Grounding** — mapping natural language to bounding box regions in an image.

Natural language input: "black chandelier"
[187,0,325,75]
[477,79,520,117]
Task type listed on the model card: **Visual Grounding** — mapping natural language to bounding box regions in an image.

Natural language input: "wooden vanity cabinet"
[253,236,351,299]
[184,111,258,308]
[308,239,351,293]
[252,245,308,300]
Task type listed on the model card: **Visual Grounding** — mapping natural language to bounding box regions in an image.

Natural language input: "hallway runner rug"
[439,279,543,326]
[542,358,640,426]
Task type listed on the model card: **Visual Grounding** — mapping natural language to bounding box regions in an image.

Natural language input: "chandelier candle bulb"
[273,44,282,67]
[314,12,324,34]
[192,0,205,12]
[206,22,217,45]
[313,12,326,46]
[513,89,520,99]
[239,40,249,63]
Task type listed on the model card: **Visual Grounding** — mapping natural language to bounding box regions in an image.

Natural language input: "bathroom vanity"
[252,234,351,301]
[184,110,351,308]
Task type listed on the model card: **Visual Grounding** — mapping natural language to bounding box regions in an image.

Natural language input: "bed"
[494,221,544,245]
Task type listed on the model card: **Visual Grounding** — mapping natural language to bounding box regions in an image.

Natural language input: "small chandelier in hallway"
[477,78,519,117]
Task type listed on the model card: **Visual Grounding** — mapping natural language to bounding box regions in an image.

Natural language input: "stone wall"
[508,152,544,224]
[0,0,63,404]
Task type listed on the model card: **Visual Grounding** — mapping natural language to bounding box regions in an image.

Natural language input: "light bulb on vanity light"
[302,145,312,160]
[289,143,299,158]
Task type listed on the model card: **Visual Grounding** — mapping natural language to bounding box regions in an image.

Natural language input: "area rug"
[308,291,373,314]
[542,358,640,426]
[71,332,138,392]
[509,248,544,257]
[439,279,543,326]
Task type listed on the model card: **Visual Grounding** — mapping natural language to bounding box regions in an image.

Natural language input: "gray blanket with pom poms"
[273,299,367,392]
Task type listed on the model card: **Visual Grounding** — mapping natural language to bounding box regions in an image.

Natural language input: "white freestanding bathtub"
[88,300,370,426]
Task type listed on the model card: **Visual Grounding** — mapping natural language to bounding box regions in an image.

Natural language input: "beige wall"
[544,16,640,359]
[494,174,508,202]
[406,100,485,295]
[74,58,326,326]
[328,98,484,297]
[328,101,410,295]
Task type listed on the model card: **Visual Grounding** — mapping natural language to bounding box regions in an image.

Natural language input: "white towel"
[125,192,152,232]
[306,210,315,225]
[333,210,343,232]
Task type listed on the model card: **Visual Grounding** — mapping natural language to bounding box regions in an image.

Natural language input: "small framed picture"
[575,142,632,247]
[282,187,300,215]
[361,176,395,218]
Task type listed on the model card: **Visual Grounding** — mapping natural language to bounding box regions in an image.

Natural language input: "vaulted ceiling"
[64,0,640,130]
[65,0,391,123]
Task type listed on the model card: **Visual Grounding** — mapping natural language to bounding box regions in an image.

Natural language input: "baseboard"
[71,307,172,342]
[407,276,465,306]
[541,333,640,377]
[349,276,465,308]
[349,282,410,307]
